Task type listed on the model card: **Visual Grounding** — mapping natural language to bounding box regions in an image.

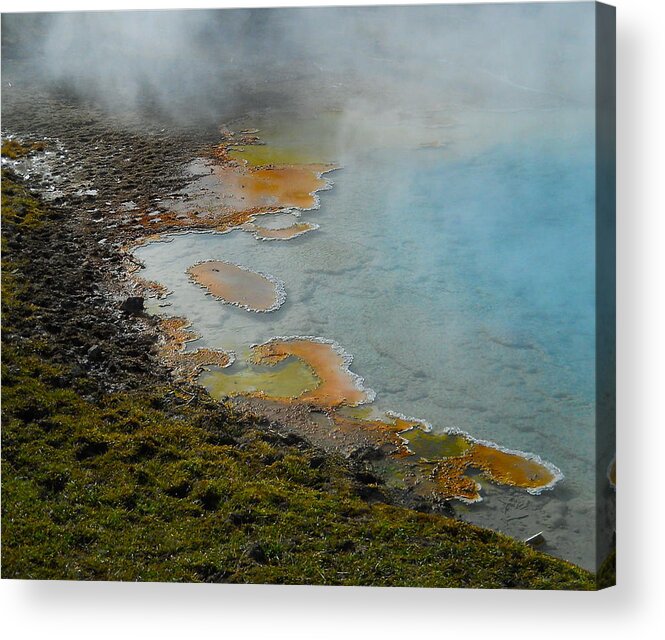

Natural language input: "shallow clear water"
[135,108,597,568]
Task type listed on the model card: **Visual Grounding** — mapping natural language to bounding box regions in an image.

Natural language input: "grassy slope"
[0,166,596,588]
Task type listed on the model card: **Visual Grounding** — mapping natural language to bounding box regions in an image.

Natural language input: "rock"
[246,542,267,564]
[120,296,144,314]
[349,445,384,462]
[87,344,103,361]
[524,531,546,547]
[354,469,383,485]
[228,510,255,526]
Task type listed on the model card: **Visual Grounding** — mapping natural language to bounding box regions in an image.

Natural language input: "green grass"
[1,169,597,588]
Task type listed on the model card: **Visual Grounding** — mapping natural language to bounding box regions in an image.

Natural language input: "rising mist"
[2,4,595,125]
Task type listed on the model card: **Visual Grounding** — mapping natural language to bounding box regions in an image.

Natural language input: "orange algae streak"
[322,412,553,505]
[160,316,198,356]
[184,348,233,370]
[430,458,484,503]
[330,411,428,457]
[146,159,335,235]
[328,412,561,502]
[467,443,557,492]
[247,221,319,240]
[426,436,562,502]
[158,316,233,381]
[212,163,332,213]
[187,260,285,313]
[250,338,373,407]
[133,277,171,298]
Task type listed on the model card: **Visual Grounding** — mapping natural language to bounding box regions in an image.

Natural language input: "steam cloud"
[2,4,595,124]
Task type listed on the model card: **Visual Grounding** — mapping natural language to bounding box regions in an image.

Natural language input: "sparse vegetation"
[1,139,46,160]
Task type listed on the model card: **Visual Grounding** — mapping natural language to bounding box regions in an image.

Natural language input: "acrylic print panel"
[0,2,615,589]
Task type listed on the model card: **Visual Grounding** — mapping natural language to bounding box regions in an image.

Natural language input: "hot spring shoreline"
[125,121,566,510]
[0,83,601,585]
